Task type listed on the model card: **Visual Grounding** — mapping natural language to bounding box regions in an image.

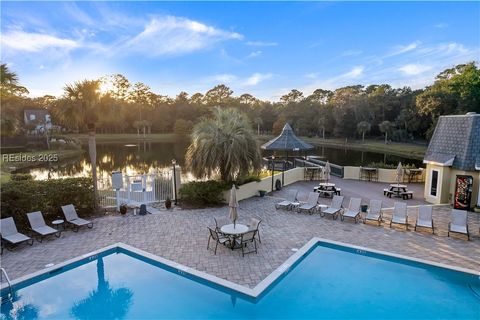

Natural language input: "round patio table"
[221,224,248,235]
[52,219,64,230]
[221,224,249,249]
[319,183,335,188]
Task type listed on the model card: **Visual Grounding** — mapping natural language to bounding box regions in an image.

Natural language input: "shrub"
[179,180,229,207]
[366,162,417,169]
[1,177,95,232]
[9,173,33,181]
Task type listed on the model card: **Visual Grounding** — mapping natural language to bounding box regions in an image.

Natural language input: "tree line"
[1,62,479,141]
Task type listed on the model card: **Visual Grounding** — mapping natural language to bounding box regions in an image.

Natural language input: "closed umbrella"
[229,185,239,228]
[324,161,331,183]
[396,162,403,185]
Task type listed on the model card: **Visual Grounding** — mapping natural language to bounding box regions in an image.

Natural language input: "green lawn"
[67,133,188,143]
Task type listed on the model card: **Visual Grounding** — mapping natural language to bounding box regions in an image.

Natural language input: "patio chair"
[448,209,470,240]
[341,197,362,223]
[235,230,258,257]
[414,206,434,234]
[321,195,344,220]
[61,204,93,232]
[389,202,408,230]
[0,217,33,252]
[364,200,383,225]
[207,227,231,254]
[247,218,262,243]
[27,211,61,242]
[297,192,320,214]
[275,189,298,210]
[214,217,230,232]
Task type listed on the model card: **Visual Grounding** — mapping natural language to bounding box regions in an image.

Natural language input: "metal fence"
[98,172,173,208]
[294,157,345,178]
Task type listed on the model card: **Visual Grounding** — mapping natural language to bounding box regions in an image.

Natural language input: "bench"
[402,191,414,200]
[334,188,341,195]
[319,190,334,198]
[383,189,393,197]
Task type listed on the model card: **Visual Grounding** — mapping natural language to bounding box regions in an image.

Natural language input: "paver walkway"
[1,182,479,289]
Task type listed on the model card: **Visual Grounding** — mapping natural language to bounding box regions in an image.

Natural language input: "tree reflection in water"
[70,257,133,320]
[0,292,39,320]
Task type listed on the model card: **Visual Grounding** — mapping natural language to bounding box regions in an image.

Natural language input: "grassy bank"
[67,133,188,144]
[257,135,427,160]
[0,149,85,183]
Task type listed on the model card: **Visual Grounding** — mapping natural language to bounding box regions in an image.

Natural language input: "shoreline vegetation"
[69,133,427,159]
[0,149,85,183]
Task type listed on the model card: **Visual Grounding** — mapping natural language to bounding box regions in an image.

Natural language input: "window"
[29,114,36,121]
[430,170,438,197]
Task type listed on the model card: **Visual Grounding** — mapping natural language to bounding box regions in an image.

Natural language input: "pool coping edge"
[2,238,479,299]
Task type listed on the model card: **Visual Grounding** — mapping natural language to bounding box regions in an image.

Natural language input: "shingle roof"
[261,123,314,151]
[424,113,480,171]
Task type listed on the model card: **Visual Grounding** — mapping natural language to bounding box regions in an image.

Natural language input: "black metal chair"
[207,227,230,255]
[235,230,258,257]
[247,218,262,243]
[213,217,230,232]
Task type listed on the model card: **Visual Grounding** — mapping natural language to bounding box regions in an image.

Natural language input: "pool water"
[1,243,479,319]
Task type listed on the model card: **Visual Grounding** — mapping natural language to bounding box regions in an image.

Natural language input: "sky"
[1,1,479,101]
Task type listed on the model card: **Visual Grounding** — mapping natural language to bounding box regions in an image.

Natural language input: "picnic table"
[314,183,341,198]
[384,184,413,199]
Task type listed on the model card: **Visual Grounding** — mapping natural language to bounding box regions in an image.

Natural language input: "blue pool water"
[1,243,479,319]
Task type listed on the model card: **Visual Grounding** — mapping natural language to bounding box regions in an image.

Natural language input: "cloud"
[342,66,364,79]
[387,41,421,57]
[1,30,79,52]
[246,41,278,47]
[246,50,262,59]
[341,50,362,57]
[434,23,448,29]
[398,63,432,75]
[243,73,272,86]
[207,74,237,83]
[124,16,243,56]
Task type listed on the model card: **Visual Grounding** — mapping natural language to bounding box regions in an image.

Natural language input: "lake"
[16,141,423,181]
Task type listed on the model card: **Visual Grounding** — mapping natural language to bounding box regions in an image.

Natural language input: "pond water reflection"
[17,141,423,181]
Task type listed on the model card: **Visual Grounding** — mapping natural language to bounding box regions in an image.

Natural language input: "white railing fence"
[98,172,173,208]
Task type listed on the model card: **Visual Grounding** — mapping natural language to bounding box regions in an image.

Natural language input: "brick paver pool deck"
[1,180,479,288]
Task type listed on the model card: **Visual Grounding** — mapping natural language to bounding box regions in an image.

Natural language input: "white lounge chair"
[61,204,93,232]
[414,206,434,234]
[275,189,298,210]
[27,211,61,242]
[321,195,344,220]
[341,197,362,223]
[297,192,320,214]
[0,217,33,253]
[448,209,470,240]
[390,202,408,230]
[363,200,383,225]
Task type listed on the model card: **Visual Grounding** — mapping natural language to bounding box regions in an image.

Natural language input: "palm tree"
[0,63,19,85]
[186,108,262,181]
[70,257,133,319]
[55,80,101,205]
[253,117,263,135]
[317,117,327,139]
[379,120,395,144]
[356,121,371,143]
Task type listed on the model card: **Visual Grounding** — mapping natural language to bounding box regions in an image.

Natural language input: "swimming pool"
[1,240,479,319]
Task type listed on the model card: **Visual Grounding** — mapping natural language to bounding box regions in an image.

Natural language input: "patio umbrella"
[396,162,403,185]
[324,161,331,183]
[229,185,239,228]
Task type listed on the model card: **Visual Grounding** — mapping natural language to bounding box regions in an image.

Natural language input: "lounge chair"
[414,206,434,234]
[389,202,408,230]
[27,211,61,242]
[247,217,262,243]
[0,217,33,252]
[363,200,383,225]
[321,195,344,220]
[207,227,231,254]
[297,192,320,214]
[235,230,258,257]
[448,209,470,240]
[61,204,93,232]
[341,197,362,223]
[275,189,298,210]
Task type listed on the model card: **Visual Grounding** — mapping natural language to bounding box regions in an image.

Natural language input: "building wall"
[424,164,479,207]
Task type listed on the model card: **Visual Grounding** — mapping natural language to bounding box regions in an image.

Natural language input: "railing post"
[127,177,131,203]
[142,175,147,202]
